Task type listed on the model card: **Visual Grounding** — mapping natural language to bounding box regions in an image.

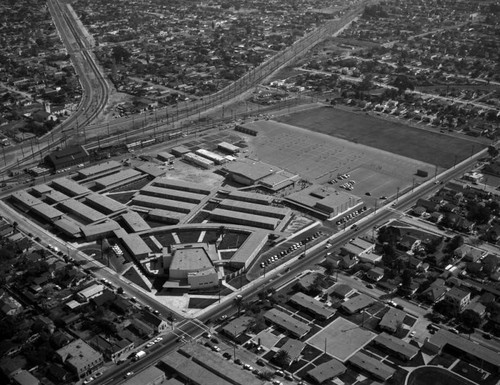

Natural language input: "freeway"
[1,2,369,175]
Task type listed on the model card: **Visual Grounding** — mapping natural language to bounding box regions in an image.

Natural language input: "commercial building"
[340,294,374,314]
[132,195,195,213]
[217,141,240,154]
[81,221,121,241]
[45,145,89,171]
[307,359,347,384]
[286,186,361,219]
[373,333,419,361]
[264,308,311,338]
[289,293,336,320]
[122,366,165,385]
[89,335,134,363]
[379,308,406,333]
[171,145,191,157]
[85,194,126,215]
[183,152,214,169]
[157,151,175,162]
[341,238,377,263]
[211,208,280,230]
[59,199,106,223]
[152,178,212,195]
[424,329,500,372]
[77,161,121,179]
[56,339,103,379]
[219,199,290,219]
[94,169,142,190]
[348,352,395,381]
[119,234,152,260]
[43,190,70,204]
[142,185,206,203]
[51,178,91,197]
[121,211,151,233]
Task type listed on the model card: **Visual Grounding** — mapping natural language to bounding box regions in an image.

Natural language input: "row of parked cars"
[260,231,323,268]
[336,206,367,225]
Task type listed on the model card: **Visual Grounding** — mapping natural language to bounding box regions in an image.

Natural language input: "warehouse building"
[210,208,280,230]
[94,169,142,190]
[219,199,290,219]
[81,221,121,241]
[217,141,240,154]
[171,146,191,157]
[121,211,151,233]
[227,190,274,205]
[119,234,152,260]
[259,170,299,192]
[132,195,195,213]
[85,194,126,215]
[373,333,419,361]
[157,151,175,162]
[289,292,336,320]
[195,149,227,165]
[348,352,395,381]
[183,152,214,169]
[59,200,106,223]
[147,209,183,224]
[31,184,52,197]
[141,185,206,204]
[264,308,311,338]
[52,178,91,197]
[78,161,121,179]
[46,145,90,171]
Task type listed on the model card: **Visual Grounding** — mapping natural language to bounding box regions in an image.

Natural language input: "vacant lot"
[307,317,376,362]
[276,106,484,169]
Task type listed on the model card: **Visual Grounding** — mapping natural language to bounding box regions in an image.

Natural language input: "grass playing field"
[276,106,486,169]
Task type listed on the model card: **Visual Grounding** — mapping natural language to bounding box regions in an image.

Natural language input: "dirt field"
[276,106,484,169]
[307,317,376,362]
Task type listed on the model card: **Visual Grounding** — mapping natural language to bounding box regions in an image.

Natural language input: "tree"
[460,309,482,330]
[434,300,457,319]
[488,145,499,159]
[273,349,291,368]
[324,261,335,276]
[401,269,414,288]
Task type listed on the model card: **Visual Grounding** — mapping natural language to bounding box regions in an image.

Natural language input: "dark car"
[223,352,231,359]
[256,358,265,366]
[234,358,242,365]
[366,284,374,289]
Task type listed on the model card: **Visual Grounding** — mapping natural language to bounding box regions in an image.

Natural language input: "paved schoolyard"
[307,316,376,362]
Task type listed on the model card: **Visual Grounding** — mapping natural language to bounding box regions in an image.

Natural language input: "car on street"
[83,378,94,384]
[124,372,134,378]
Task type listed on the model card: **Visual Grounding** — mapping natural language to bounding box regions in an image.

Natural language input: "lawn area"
[407,366,476,385]
[277,106,484,168]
